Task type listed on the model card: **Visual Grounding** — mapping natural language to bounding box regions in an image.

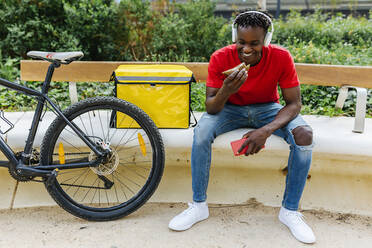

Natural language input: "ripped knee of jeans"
[292,125,313,146]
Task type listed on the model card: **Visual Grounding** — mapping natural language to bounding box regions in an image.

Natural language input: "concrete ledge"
[1,112,372,216]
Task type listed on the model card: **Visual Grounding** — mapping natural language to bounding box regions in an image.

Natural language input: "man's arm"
[206,68,248,114]
[239,86,302,155]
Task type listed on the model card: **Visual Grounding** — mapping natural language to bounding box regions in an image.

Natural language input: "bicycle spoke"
[98,180,101,206]
[112,125,136,151]
[114,129,138,151]
[81,177,100,202]
[118,162,151,171]
[113,170,142,188]
[62,168,90,192]
[112,172,136,195]
[72,170,91,198]
[119,158,153,165]
[120,165,148,180]
[56,133,84,154]
[88,111,96,144]
[111,174,120,203]
[115,174,128,200]
[97,110,106,142]
[117,143,151,152]
[105,110,111,144]
[111,128,130,151]
[60,170,89,186]
[108,112,128,142]
[105,184,110,206]
[90,178,100,205]
[116,141,151,154]
[78,115,89,138]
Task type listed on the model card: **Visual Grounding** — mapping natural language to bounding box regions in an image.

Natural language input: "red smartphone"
[230,138,265,156]
[230,138,249,156]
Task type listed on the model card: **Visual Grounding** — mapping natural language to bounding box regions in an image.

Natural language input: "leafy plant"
[115,0,157,61]
[64,0,121,61]
[191,82,206,111]
[0,0,79,59]
[173,0,229,62]
[1,2,371,117]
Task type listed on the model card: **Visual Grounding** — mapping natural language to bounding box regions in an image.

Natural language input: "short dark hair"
[234,11,271,33]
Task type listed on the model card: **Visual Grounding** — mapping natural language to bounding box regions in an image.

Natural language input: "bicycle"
[0,51,165,221]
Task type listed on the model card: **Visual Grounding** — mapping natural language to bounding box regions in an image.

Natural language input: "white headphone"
[232,11,274,47]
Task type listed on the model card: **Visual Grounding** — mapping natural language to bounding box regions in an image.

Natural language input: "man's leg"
[247,102,312,209]
[169,104,250,231]
[191,106,251,202]
[249,102,315,243]
[280,125,313,211]
[276,121,315,244]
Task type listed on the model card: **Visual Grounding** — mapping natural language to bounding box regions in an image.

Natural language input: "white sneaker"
[168,202,209,231]
[279,207,316,244]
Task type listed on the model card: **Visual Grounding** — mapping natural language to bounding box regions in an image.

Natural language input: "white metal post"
[68,82,78,104]
[335,86,367,133]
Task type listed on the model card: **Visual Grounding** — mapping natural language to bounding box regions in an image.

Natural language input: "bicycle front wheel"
[40,97,164,221]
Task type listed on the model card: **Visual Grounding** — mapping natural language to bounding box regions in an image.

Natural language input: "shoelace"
[286,211,306,225]
[181,203,197,216]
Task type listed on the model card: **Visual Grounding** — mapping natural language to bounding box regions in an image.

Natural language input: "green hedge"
[0,1,371,116]
[274,9,372,117]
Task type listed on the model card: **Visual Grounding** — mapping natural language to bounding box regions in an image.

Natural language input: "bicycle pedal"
[46,169,59,187]
[0,110,14,134]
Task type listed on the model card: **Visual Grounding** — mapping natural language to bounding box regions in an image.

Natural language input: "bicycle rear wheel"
[40,97,164,221]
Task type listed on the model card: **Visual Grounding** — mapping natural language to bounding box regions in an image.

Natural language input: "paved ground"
[1,199,371,248]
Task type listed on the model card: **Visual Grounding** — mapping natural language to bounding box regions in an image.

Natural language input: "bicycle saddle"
[27,51,84,64]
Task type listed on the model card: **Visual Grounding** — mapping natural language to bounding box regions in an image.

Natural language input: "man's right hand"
[221,68,248,95]
[205,67,248,114]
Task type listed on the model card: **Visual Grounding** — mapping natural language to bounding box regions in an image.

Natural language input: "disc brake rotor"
[88,143,119,176]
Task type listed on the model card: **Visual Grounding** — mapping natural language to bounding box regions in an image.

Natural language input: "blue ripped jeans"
[191,102,313,211]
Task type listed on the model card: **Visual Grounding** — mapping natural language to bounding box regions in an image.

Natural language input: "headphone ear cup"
[232,25,237,42]
[264,31,272,46]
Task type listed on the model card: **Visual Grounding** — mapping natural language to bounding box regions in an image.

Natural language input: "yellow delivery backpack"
[112,64,196,129]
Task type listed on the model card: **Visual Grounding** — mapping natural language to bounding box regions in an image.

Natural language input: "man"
[168,11,316,244]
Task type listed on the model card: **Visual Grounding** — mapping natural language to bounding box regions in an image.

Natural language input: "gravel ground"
[1,199,372,248]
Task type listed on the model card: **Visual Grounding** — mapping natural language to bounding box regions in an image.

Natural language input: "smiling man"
[168,11,315,244]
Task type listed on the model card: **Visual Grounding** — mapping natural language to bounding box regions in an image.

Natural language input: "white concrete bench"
[1,111,372,216]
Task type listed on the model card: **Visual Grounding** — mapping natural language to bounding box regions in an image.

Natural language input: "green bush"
[284,41,372,65]
[172,0,229,62]
[0,0,79,59]
[64,0,122,61]
[191,82,206,111]
[116,0,157,61]
[0,0,120,61]
[272,9,372,117]
[0,52,19,82]
[117,0,229,62]
[273,10,372,50]
[149,12,193,62]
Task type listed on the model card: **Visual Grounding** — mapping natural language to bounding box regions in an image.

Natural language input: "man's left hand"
[239,128,271,155]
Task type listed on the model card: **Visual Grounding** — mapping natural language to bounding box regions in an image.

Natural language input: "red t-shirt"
[206,44,299,105]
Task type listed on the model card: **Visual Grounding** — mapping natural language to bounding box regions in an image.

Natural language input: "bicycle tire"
[40,96,164,221]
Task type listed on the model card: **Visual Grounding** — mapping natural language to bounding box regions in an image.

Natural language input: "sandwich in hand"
[222,62,250,76]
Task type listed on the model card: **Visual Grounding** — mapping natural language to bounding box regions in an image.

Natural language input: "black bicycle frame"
[0,62,104,177]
